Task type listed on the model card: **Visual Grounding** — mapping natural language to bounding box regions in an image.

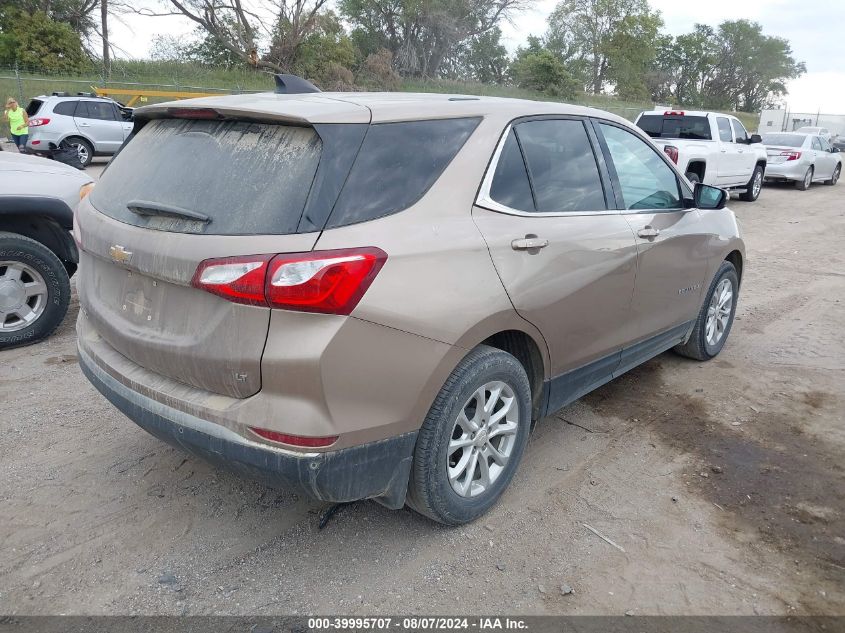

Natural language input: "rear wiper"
[127,200,210,223]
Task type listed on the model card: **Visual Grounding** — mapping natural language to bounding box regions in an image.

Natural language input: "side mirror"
[694,182,728,210]
[832,147,840,154]
[749,134,762,144]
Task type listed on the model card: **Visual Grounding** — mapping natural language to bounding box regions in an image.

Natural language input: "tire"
[739,165,764,201]
[674,261,739,361]
[61,137,94,167]
[407,345,532,525]
[0,232,71,349]
[685,172,700,184]
[796,166,813,190]
[824,164,841,186]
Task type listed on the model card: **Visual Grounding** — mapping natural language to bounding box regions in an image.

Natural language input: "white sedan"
[762,132,842,190]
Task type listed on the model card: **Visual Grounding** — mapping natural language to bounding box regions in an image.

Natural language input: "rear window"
[90,118,322,235]
[637,115,711,140]
[761,133,805,147]
[25,99,43,116]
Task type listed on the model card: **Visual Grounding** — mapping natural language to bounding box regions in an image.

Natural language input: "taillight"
[780,151,802,161]
[248,427,338,448]
[28,117,50,127]
[663,145,679,164]
[191,254,273,306]
[191,247,387,315]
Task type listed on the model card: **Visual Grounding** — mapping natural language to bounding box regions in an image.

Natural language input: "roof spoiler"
[274,74,321,95]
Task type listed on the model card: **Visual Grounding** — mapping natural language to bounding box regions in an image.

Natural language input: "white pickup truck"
[635,110,768,202]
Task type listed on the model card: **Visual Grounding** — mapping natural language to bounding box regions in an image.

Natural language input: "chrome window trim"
[475,122,624,218]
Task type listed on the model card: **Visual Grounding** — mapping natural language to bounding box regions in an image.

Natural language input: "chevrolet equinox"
[76,88,744,525]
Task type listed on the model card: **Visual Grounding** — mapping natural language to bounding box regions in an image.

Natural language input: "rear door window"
[90,118,323,235]
[717,117,733,142]
[76,101,117,121]
[327,117,479,228]
[53,101,78,116]
[515,119,606,212]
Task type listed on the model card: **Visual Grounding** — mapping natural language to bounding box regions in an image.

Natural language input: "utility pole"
[101,0,110,79]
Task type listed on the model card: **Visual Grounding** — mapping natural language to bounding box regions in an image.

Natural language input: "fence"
[1,61,758,131]
[759,108,845,137]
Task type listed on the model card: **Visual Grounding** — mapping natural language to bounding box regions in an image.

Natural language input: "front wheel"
[825,164,841,186]
[740,165,764,201]
[0,232,71,349]
[407,345,532,525]
[674,261,739,361]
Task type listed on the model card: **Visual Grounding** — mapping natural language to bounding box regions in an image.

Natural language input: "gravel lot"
[1,170,843,616]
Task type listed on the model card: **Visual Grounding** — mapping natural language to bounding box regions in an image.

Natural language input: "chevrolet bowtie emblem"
[109,245,133,264]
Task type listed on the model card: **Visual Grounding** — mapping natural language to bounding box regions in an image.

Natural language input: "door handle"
[78,122,90,127]
[637,226,660,239]
[511,235,549,251]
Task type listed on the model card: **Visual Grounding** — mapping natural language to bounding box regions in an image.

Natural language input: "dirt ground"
[0,171,843,616]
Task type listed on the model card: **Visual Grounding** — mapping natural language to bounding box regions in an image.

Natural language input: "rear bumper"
[78,342,418,509]
[764,161,807,180]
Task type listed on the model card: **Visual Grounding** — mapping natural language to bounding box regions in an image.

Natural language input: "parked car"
[831,135,845,152]
[76,88,745,525]
[635,110,767,202]
[761,132,842,189]
[795,126,832,143]
[0,151,93,348]
[24,93,134,167]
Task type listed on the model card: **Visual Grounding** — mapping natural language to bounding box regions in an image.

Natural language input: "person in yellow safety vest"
[3,97,29,153]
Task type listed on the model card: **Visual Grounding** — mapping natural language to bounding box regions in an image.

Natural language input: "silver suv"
[25,93,133,166]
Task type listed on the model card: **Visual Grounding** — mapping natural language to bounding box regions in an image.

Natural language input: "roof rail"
[274,74,321,95]
[76,92,96,97]
[52,91,70,97]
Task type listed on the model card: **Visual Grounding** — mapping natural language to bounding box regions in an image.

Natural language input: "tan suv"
[76,90,744,525]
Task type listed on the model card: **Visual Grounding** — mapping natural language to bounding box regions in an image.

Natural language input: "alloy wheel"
[752,170,762,198]
[0,261,48,332]
[447,381,519,498]
[705,278,733,347]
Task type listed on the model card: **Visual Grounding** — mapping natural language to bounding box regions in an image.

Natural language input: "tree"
[602,10,662,100]
[339,0,533,78]
[546,0,661,94]
[446,26,509,83]
[148,0,331,72]
[510,48,580,98]
[0,9,87,71]
[704,20,804,111]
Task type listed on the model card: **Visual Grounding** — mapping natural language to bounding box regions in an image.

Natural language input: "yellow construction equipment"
[93,87,230,107]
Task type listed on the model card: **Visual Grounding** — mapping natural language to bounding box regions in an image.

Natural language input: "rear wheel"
[674,261,738,361]
[0,232,71,349]
[740,165,764,201]
[61,137,93,167]
[796,166,813,190]
[407,345,532,525]
[825,164,841,186]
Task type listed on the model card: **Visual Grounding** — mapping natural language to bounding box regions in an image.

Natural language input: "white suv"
[25,93,134,166]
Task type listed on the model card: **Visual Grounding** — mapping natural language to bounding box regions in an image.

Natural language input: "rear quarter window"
[326,117,480,229]
[90,118,323,235]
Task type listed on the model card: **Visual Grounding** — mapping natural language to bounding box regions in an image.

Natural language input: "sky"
[109,0,845,113]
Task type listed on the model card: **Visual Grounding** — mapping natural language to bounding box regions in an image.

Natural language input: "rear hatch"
[761,134,806,164]
[77,113,334,398]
